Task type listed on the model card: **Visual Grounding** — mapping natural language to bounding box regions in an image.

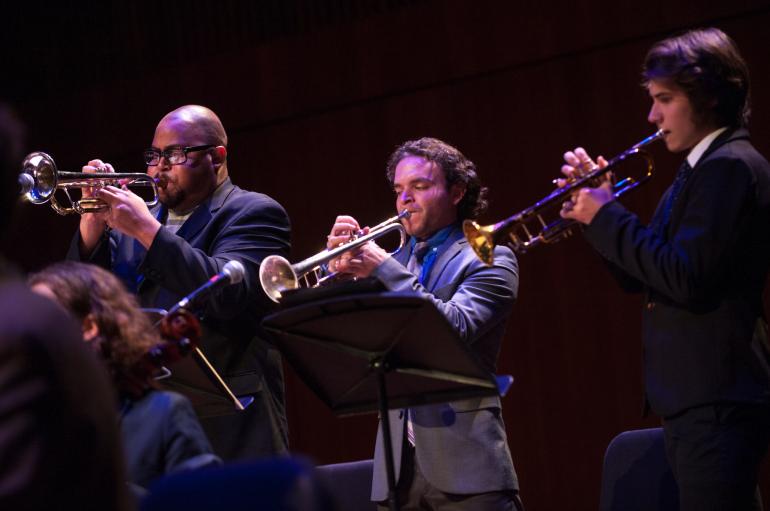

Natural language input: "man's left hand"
[95,186,162,249]
[336,241,388,278]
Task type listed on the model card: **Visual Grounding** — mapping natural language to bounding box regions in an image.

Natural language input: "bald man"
[68,105,292,461]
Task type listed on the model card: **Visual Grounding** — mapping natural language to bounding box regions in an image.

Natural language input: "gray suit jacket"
[370,224,519,501]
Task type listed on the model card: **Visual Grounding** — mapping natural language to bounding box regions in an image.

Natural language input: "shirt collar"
[686,127,728,168]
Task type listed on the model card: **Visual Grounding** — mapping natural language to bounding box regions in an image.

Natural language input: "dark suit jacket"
[69,178,291,459]
[370,225,519,501]
[121,390,220,489]
[584,128,770,417]
[0,277,131,510]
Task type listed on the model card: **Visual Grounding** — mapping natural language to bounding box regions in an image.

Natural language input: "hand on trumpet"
[95,184,161,249]
[326,215,388,278]
[557,147,613,225]
[78,157,161,253]
[78,159,115,256]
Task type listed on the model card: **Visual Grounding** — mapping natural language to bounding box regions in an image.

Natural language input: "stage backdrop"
[4,1,770,508]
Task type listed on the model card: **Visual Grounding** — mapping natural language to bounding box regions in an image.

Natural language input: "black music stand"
[143,308,252,418]
[261,291,513,511]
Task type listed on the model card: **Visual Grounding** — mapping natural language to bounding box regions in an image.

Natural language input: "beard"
[159,185,186,211]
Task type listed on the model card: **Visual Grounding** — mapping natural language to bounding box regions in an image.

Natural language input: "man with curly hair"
[327,137,522,510]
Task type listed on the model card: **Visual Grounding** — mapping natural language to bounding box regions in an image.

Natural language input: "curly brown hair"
[385,137,488,221]
[28,261,160,398]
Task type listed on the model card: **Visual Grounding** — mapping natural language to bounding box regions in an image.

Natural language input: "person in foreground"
[328,137,522,510]
[0,105,131,510]
[560,28,770,510]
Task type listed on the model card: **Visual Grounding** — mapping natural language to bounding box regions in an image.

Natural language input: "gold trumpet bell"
[463,215,575,264]
[463,221,496,265]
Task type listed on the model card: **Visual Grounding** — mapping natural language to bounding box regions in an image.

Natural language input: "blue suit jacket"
[584,128,770,417]
[370,224,519,500]
[121,390,220,489]
[69,178,292,459]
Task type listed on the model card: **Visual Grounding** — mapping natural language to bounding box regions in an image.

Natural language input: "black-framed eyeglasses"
[143,144,216,166]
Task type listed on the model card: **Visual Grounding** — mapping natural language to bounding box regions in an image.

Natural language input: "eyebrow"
[147,144,184,151]
[394,176,434,187]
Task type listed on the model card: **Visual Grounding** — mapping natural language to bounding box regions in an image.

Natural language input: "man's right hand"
[78,159,114,257]
[326,215,362,274]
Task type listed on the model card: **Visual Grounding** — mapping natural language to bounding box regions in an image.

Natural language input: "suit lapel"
[424,227,465,291]
[393,240,411,266]
[175,178,235,241]
[136,178,236,295]
[668,128,748,234]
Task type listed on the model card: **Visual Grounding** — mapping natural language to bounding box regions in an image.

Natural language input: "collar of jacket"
[695,127,749,168]
[151,177,237,240]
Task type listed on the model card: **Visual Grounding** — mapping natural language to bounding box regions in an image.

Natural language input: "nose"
[158,153,172,168]
[398,189,413,205]
[647,103,661,125]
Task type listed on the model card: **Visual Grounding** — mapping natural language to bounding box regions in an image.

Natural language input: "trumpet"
[259,210,411,302]
[464,130,665,263]
[18,151,160,215]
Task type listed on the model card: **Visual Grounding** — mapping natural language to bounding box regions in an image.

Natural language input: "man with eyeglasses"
[67,104,292,462]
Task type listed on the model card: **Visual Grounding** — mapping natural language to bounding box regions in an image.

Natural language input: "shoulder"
[219,185,290,223]
[457,240,518,274]
[701,131,770,175]
[141,390,193,409]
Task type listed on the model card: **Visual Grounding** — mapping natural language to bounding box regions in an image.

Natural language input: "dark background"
[3,1,770,508]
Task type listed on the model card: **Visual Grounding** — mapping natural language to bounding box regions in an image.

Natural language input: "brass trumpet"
[464,130,665,263]
[259,210,410,302]
[18,151,160,215]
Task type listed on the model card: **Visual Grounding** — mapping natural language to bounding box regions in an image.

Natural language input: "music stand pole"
[374,359,399,511]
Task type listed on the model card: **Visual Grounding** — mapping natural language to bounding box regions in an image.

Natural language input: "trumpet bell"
[463,221,495,265]
[259,255,299,302]
[20,152,58,205]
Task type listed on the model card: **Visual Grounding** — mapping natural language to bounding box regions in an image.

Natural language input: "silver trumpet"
[259,210,411,302]
[18,151,160,215]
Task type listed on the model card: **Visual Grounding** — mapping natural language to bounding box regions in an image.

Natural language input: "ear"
[81,313,100,343]
[450,183,466,206]
[211,146,227,168]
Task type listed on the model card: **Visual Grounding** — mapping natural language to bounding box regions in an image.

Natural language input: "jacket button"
[646,301,656,311]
